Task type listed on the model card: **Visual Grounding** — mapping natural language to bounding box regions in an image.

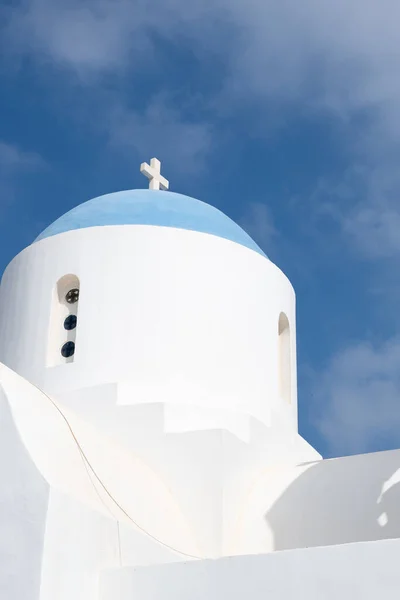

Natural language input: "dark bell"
[66,288,79,304]
[64,315,77,330]
[61,341,75,358]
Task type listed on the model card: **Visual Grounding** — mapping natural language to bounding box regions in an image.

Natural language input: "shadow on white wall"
[265,450,400,550]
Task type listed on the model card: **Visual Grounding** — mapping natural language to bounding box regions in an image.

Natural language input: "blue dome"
[35,189,266,257]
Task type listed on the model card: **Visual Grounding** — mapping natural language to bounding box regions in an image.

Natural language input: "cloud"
[5,3,400,184]
[3,0,146,73]
[4,0,400,129]
[312,337,400,457]
[6,0,400,125]
[5,2,400,155]
[307,162,400,260]
[343,162,400,260]
[220,0,400,124]
[239,202,277,253]
[0,142,44,172]
[2,0,219,75]
[343,205,400,260]
[2,1,216,170]
[107,94,212,175]
[0,141,45,210]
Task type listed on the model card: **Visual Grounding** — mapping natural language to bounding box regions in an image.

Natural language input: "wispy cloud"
[3,1,398,122]
[5,0,400,126]
[341,164,400,260]
[3,0,148,74]
[2,0,219,75]
[0,142,44,172]
[2,0,216,170]
[306,161,400,261]
[0,141,45,210]
[107,95,212,176]
[312,338,400,457]
[239,202,277,254]
[5,1,400,204]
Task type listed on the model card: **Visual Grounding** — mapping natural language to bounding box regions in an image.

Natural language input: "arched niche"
[278,312,291,404]
[46,274,80,366]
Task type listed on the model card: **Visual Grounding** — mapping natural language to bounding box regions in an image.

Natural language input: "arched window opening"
[278,312,291,404]
[47,274,80,366]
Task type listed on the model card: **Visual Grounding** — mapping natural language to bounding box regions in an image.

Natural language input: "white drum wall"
[0,225,297,430]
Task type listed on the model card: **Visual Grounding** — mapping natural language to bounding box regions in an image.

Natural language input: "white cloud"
[312,338,400,457]
[0,142,44,172]
[307,162,400,260]
[7,0,400,126]
[0,141,45,210]
[343,205,400,259]
[107,95,212,175]
[239,202,277,253]
[2,0,218,74]
[5,2,400,207]
[219,0,400,126]
[2,1,216,169]
[3,0,144,73]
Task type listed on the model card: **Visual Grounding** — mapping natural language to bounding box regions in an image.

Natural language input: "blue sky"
[2,0,400,458]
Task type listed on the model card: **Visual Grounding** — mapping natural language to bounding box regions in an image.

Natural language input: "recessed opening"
[278,312,291,404]
[47,274,80,366]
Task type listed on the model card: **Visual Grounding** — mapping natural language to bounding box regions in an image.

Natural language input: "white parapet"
[101,539,400,600]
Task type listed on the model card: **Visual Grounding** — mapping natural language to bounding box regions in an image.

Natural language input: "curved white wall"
[0,225,297,432]
[232,449,400,554]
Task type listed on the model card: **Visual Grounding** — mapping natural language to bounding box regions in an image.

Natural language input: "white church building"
[0,158,399,599]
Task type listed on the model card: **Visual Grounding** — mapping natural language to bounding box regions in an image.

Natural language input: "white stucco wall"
[0,363,200,556]
[53,384,320,557]
[0,363,200,600]
[3,356,398,599]
[101,539,400,600]
[236,448,400,553]
[0,224,298,438]
[0,358,318,586]
[0,387,49,600]
[2,206,399,600]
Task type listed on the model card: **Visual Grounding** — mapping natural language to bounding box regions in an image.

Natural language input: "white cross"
[140,157,169,191]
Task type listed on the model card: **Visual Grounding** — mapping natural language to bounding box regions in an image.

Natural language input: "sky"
[1,0,400,459]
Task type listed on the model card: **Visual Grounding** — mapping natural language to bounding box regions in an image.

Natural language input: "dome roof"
[35,189,266,257]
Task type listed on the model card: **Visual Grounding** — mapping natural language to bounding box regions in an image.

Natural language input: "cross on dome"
[140,157,169,191]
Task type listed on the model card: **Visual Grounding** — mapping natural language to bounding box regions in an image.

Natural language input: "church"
[0,158,399,599]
